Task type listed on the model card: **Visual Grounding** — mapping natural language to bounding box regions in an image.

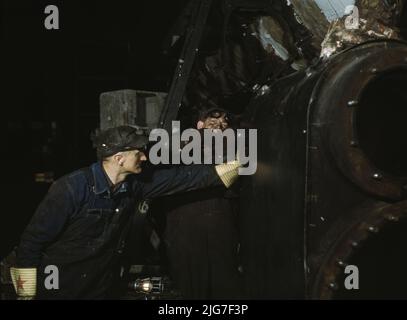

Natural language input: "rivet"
[328,282,338,290]
[347,100,359,107]
[373,173,383,180]
[337,259,346,267]
[368,226,379,233]
[302,129,307,134]
[351,241,359,248]
[386,215,399,222]
[350,140,359,147]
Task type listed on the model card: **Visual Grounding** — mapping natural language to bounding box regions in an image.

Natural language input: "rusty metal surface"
[306,39,407,298]
[310,40,407,200]
[321,0,404,58]
[241,39,407,299]
[311,200,407,299]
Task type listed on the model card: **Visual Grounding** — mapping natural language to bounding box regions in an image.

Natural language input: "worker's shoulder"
[53,165,93,191]
[47,166,94,206]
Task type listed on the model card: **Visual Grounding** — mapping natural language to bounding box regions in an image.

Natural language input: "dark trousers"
[165,201,241,299]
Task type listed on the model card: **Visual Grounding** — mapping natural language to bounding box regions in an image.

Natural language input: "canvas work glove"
[10,267,37,300]
[215,160,241,188]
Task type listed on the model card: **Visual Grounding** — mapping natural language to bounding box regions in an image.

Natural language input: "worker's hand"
[10,267,37,300]
[215,160,241,188]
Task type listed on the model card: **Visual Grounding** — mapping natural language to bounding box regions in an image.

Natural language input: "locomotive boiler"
[239,39,407,299]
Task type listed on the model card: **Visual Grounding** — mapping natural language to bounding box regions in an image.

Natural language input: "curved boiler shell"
[240,40,407,299]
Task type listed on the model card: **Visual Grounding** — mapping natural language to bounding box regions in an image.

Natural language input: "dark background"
[3,0,407,299]
[1,0,187,258]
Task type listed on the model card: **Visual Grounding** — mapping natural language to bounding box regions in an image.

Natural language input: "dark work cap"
[198,107,233,122]
[92,126,149,159]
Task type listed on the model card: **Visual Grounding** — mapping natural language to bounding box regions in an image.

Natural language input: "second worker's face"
[199,111,230,131]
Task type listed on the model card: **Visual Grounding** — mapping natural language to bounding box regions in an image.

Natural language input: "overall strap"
[76,166,96,210]
[80,166,95,189]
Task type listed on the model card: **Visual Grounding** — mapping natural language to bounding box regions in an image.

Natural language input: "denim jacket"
[16,162,221,299]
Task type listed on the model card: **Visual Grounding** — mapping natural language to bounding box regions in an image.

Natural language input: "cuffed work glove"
[10,267,37,300]
[215,160,241,188]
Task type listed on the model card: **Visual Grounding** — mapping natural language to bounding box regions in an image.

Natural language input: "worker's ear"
[113,153,124,166]
[197,120,205,129]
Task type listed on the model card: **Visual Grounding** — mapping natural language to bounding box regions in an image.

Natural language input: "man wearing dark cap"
[11,126,240,299]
